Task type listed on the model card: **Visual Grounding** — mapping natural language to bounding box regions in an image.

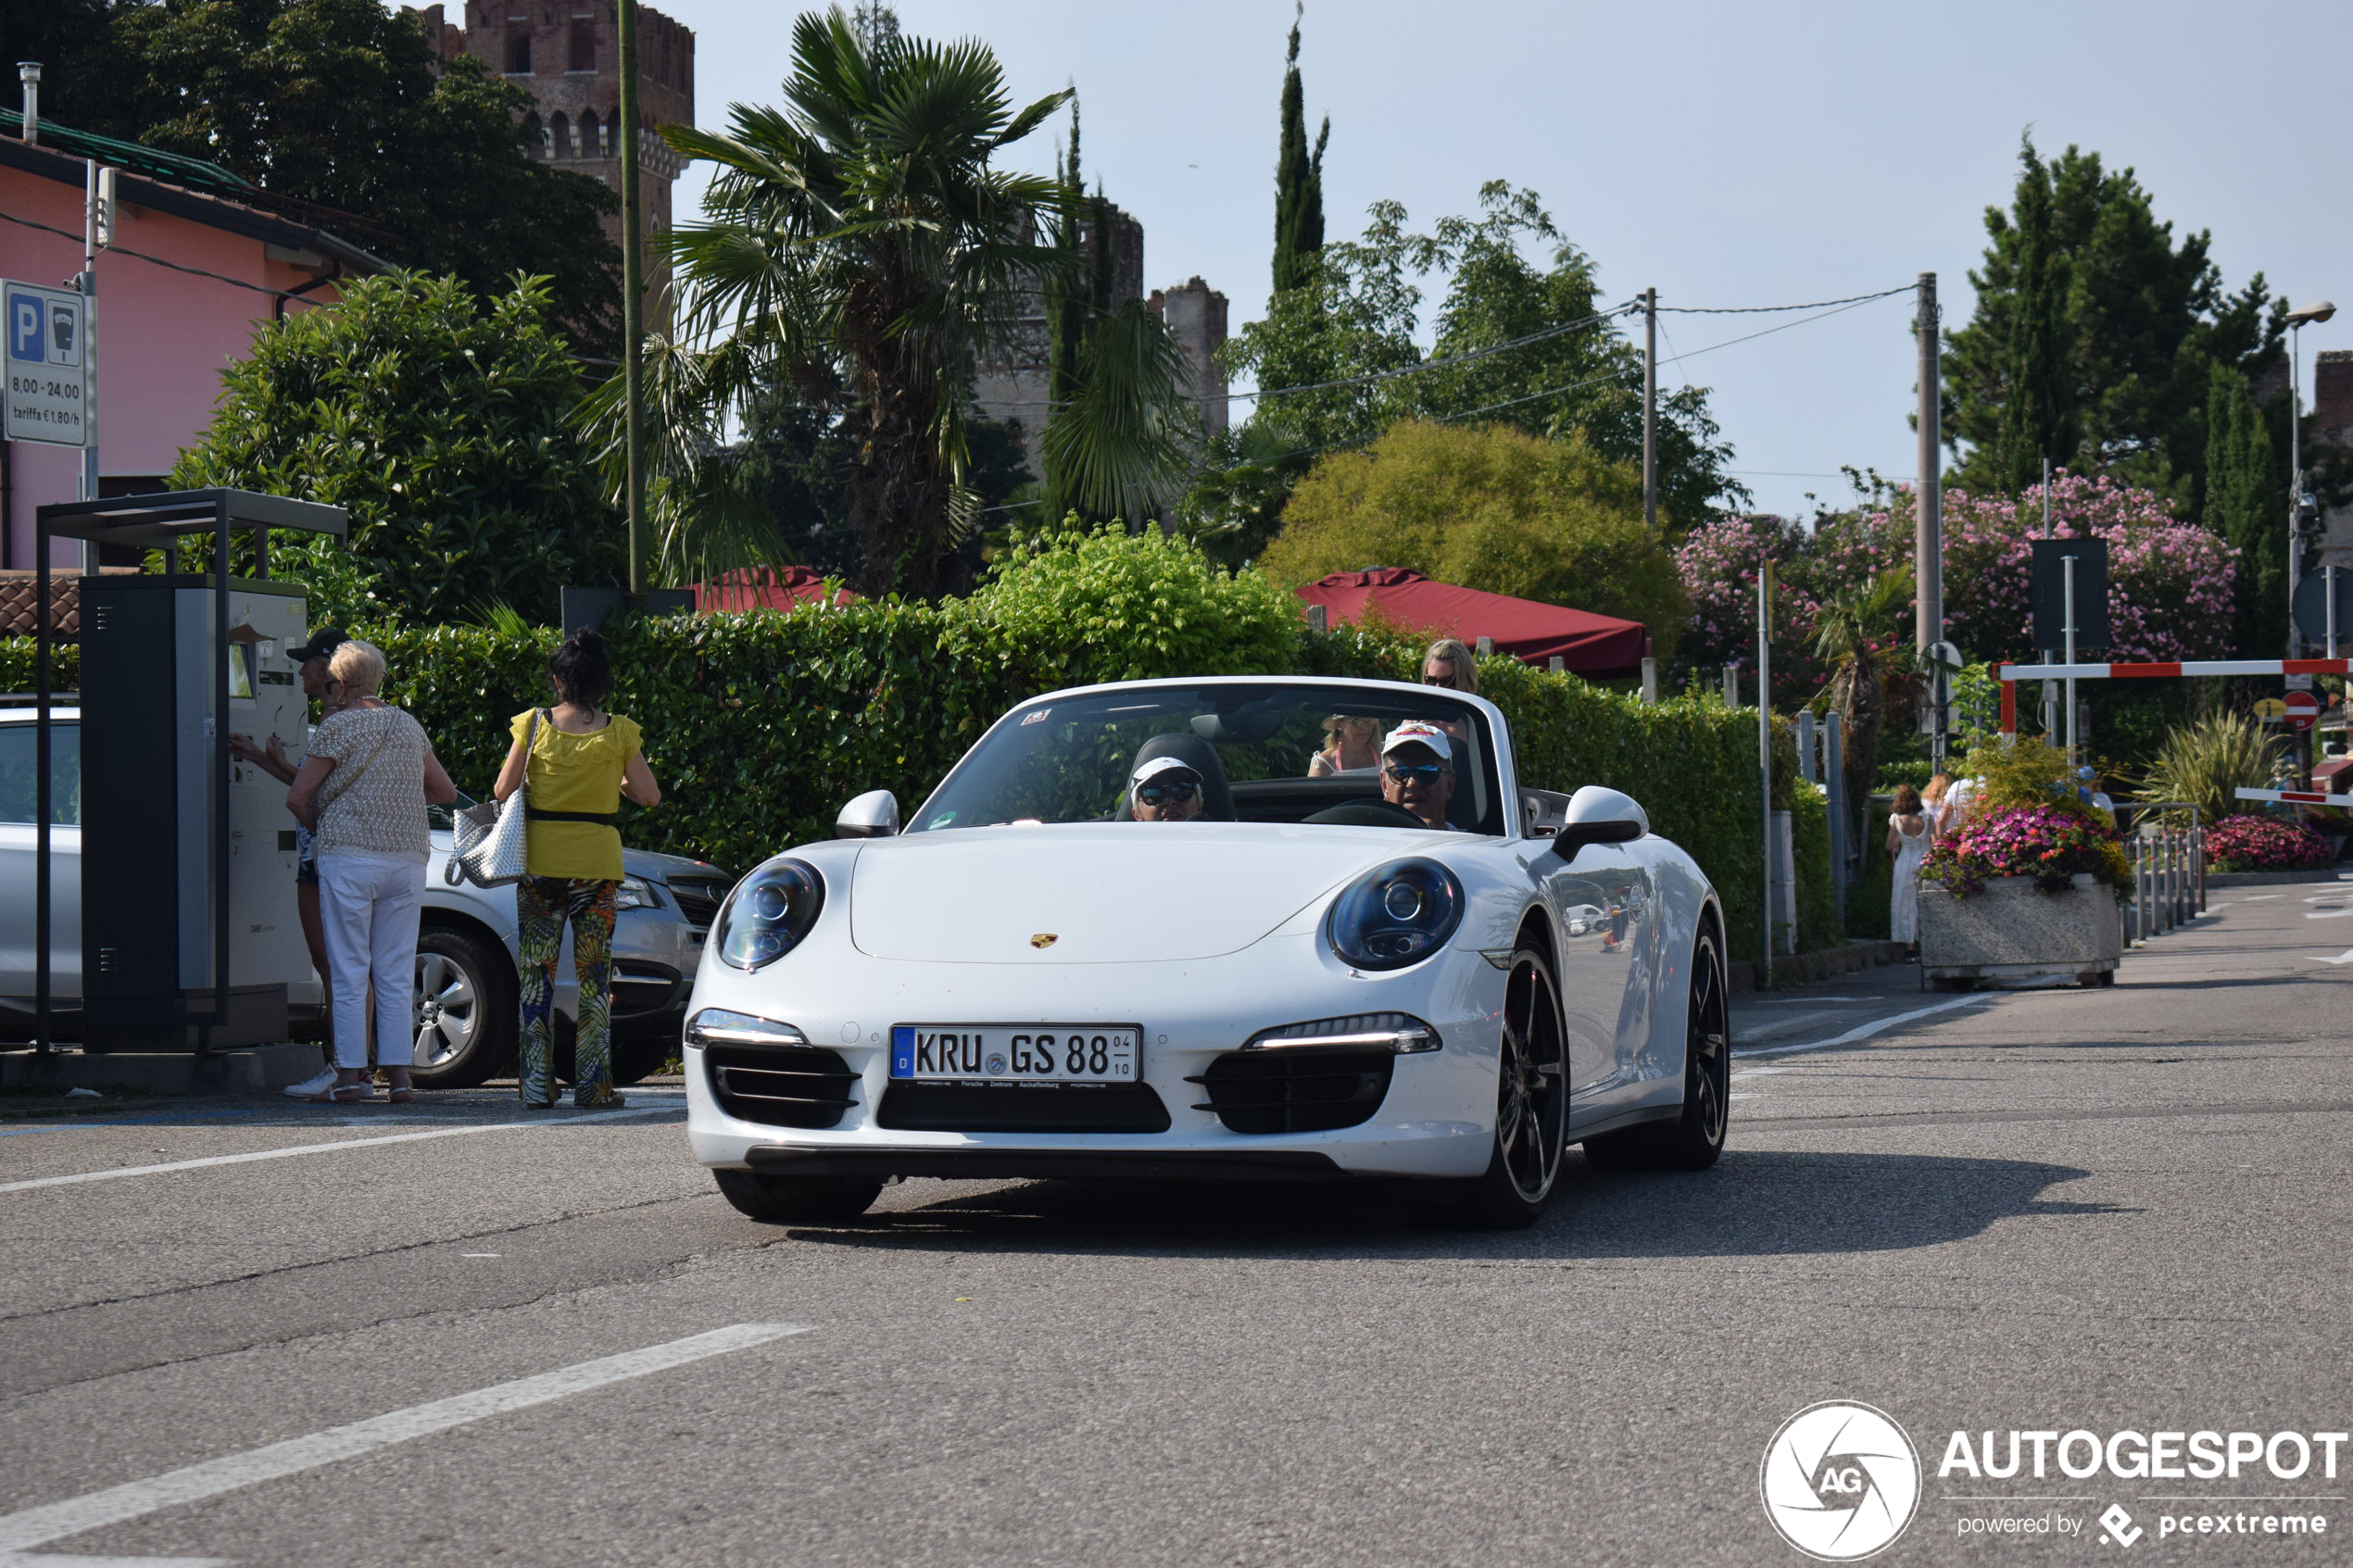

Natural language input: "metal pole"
[2042,457,2052,537]
[2063,553,2079,759]
[35,511,51,1055]
[79,160,99,575]
[1824,710,1846,938]
[1916,272,1944,769]
[1642,287,1657,533]
[1723,663,1737,708]
[2290,323,2303,660]
[1758,567,1773,983]
[2329,563,2339,661]
[618,0,646,604]
[1796,709,1817,784]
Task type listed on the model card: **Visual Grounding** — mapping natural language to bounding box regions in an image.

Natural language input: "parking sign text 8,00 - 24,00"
[3,282,87,447]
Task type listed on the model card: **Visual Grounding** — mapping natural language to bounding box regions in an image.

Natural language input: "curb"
[1729,939,1910,994]
[2203,869,2347,887]
[0,1041,325,1096]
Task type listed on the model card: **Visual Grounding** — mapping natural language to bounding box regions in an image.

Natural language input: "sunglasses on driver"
[1136,779,1201,806]
[1383,761,1448,784]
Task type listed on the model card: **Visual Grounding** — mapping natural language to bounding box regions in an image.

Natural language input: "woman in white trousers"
[286,642,458,1104]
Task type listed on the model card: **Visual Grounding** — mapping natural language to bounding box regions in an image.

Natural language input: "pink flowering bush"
[2203,814,2334,873]
[1676,474,2238,688]
[1922,803,2129,897]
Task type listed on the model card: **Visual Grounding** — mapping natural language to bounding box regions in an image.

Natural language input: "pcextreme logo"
[1760,1401,1923,1561]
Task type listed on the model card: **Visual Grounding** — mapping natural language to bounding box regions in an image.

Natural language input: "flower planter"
[1918,872,2120,989]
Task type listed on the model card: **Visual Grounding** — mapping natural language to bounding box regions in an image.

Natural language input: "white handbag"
[447,709,537,887]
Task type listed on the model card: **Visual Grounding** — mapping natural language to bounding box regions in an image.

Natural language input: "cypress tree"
[1271,6,1328,297]
[1048,105,1086,414]
[2206,362,2281,656]
[1996,147,2071,495]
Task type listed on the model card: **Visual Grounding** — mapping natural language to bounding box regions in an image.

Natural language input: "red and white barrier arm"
[1998,658,2353,681]
[2233,787,2350,806]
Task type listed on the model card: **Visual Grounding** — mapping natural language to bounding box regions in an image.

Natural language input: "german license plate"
[889,1025,1139,1084]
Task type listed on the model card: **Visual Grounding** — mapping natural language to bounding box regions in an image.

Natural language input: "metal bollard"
[2136,839,2149,943]
[2194,822,2206,913]
[2162,831,2177,933]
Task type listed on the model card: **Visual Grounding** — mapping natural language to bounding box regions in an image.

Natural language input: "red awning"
[1293,568,1649,677]
[694,566,861,613]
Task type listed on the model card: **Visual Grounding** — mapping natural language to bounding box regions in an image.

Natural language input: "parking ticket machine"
[32,491,347,1050]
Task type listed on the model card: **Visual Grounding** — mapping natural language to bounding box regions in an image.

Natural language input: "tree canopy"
[173,272,620,626]
[1257,420,1688,659]
[1945,138,2283,511]
[1215,183,1743,540]
[7,0,624,356]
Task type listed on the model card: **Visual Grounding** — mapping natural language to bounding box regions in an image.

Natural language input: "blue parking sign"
[3,279,88,446]
[6,289,44,362]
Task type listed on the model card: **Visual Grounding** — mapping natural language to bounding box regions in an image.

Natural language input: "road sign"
[2032,537,2110,650]
[2284,690,2322,732]
[2293,571,2353,647]
[2254,698,2288,720]
[3,280,87,447]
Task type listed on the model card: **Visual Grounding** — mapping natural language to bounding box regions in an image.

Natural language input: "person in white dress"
[1886,783,1931,956]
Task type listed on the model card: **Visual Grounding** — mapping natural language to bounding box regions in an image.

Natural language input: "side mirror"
[835,789,900,839]
[1551,785,1647,858]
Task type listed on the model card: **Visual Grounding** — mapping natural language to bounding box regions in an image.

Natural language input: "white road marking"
[2307,894,2347,902]
[0,1323,812,1557]
[1749,997,1866,1004]
[0,1552,228,1566]
[1730,1066,1793,1080]
[2306,909,2353,920]
[0,1108,676,1196]
[1734,1008,1847,1043]
[2243,895,2284,901]
[461,1253,501,1259]
[2308,949,2353,967]
[1732,995,1991,1060]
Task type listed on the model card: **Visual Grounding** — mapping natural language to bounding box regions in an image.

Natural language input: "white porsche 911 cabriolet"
[684,676,1729,1227]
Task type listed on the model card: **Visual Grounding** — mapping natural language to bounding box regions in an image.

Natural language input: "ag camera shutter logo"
[1760,1401,1921,1560]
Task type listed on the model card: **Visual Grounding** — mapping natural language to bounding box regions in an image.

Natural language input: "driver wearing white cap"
[1380,721,1457,830]
[1129,754,1206,822]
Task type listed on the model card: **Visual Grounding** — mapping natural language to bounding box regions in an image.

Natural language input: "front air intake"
[705,1043,859,1130]
[1190,1047,1394,1135]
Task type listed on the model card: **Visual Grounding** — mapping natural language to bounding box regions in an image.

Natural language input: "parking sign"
[3,280,88,446]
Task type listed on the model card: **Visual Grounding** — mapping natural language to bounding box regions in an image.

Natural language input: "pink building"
[0,115,384,571]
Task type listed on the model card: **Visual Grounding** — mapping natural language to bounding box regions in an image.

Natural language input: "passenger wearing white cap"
[1380,721,1457,830]
[1129,754,1206,822]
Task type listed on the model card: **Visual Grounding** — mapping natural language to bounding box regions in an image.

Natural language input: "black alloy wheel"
[714,1169,884,1224]
[1584,923,1730,1172]
[1454,945,1569,1227]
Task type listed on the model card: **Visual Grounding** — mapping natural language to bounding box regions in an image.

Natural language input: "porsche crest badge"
[1030,933,1059,948]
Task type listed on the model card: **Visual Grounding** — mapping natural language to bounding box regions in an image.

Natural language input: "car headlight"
[685,1009,808,1048]
[713,859,825,971]
[1244,1012,1441,1053]
[614,874,658,911]
[1325,857,1465,971]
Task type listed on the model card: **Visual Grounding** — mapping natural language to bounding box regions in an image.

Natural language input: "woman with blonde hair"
[1309,715,1380,776]
[1922,772,1953,834]
[1421,638,1479,694]
[286,641,459,1103]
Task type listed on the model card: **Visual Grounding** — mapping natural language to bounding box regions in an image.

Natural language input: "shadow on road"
[784,1148,2114,1261]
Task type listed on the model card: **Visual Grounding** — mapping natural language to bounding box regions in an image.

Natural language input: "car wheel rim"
[1498,955,1567,1203]
[1689,934,1729,1146]
[413,951,479,1071]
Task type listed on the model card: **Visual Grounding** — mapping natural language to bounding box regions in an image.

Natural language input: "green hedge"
[1,532,1839,963]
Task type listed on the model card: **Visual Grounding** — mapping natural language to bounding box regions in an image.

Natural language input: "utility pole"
[618,0,646,603]
[1915,271,1943,766]
[1758,563,1773,982]
[1642,287,1657,533]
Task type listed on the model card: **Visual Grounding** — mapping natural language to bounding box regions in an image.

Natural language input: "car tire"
[713,1168,884,1224]
[409,924,517,1089]
[1450,944,1569,1229]
[1582,923,1729,1173]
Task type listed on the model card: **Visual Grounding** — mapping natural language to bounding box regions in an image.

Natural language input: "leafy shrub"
[2133,715,2285,824]
[1924,804,2129,896]
[170,272,621,626]
[1260,420,1688,659]
[2203,814,2334,873]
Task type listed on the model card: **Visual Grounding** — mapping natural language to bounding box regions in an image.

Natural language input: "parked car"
[684,675,1729,1229]
[0,708,728,1086]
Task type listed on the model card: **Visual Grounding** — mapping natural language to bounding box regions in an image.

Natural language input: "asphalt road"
[3,878,2351,1566]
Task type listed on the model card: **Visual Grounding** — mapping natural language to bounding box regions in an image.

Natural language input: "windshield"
[910,683,1506,835]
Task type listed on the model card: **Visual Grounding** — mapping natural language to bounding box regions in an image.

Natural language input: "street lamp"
[2286,301,2336,659]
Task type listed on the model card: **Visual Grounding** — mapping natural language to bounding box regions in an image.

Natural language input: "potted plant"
[1917,744,2129,988]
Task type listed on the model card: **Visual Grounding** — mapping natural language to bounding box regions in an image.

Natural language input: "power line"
[0,206,334,307]
[1658,284,1913,315]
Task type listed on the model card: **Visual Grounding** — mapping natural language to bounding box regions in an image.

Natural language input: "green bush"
[5,530,1839,959]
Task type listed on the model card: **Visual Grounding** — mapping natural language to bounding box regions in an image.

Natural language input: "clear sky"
[661,0,2352,521]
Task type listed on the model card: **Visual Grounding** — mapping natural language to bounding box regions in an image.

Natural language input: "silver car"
[0,707,729,1086]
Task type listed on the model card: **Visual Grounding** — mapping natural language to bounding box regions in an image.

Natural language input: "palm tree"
[2133,714,2284,824]
[1811,567,1915,833]
[603,9,1187,597]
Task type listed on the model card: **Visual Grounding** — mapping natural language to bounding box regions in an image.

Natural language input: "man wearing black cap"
[229,625,346,1098]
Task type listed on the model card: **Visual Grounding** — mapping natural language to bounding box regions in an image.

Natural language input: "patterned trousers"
[517,875,619,1107]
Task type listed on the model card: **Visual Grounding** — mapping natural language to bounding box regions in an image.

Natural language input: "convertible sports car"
[683,676,1729,1227]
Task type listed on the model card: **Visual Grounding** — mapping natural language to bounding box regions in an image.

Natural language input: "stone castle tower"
[415,0,694,322]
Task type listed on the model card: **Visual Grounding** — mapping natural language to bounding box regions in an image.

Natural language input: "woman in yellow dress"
[492,628,661,1108]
